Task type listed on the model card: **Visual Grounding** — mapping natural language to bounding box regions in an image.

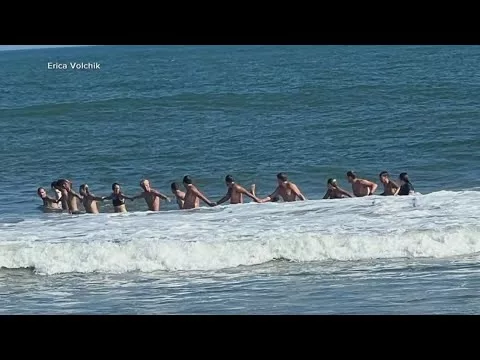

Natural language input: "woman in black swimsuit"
[104,183,135,212]
[398,173,415,196]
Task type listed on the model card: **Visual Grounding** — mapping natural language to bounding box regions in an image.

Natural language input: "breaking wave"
[1,190,479,275]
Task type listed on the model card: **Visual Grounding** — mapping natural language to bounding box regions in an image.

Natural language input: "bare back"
[351,179,372,197]
[183,185,201,209]
[82,196,100,214]
[143,191,161,211]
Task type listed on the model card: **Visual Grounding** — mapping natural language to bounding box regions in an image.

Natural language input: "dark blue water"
[0,45,479,314]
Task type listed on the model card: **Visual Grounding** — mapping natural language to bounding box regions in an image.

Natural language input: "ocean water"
[0,45,479,314]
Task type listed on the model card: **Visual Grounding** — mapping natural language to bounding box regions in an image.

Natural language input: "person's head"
[37,187,47,198]
[112,182,121,194]
[327,178,338,189]
[171,182,180,193]
[51,181,58,190]
[225,175,235,188]
[183,175,193,186]
[379,171,390,184]
[57,179,71,190]
[399,172,410,185]
[140,179,150,191]
[346,171,356,183]
[79,184,88,196]
[276,172,288,187]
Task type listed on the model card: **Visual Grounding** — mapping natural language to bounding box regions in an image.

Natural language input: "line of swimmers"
[36,171,415,214]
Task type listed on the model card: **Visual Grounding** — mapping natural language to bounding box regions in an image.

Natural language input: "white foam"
[1,190,480,275]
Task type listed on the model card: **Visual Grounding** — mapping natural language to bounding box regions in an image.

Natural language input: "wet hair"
[112,182,120,190]
[37,187,45,194]
[399,172,410,183]
[225,175,234,184]
[379,171,389,177]
[183,175,192,184]
[327,178,337,185]
[57,179,69,188]
[171,182,180,191]
[276,172,288,182]
[51,181,58,189]
[346,171,356,179]
[79,184,88,193]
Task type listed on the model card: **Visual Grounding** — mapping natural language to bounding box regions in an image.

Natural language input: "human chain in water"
[36,171,415,214]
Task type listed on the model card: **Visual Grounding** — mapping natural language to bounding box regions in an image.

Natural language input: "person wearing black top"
[398,172,415,196]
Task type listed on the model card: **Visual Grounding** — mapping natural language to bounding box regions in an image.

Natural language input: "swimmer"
[398,172,415,195]
[37,187,63,212]
[171,182,185,209]
[258,172,306,203]
[346,171,378,197]
[216,175,261,205]
[181,175,216,209]
[378,171,400,196]
[56,179,83,214]
[103,183,135,213]
[323,178,352,199]
[50,181,63,202]
[79,184,105,214]
[133,179,170,211]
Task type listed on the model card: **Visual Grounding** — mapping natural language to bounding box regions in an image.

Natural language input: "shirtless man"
[258,172,306,203]
[181,175,216,209]
[346,171,378,197]
[79,184,105,214]
[171,182,185,209]
[56,179,83,214]
[323,178,352,199]
[132,179,170,211]
[37,187,63,212]
[216,175,261,205]
[378,171,400,196]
